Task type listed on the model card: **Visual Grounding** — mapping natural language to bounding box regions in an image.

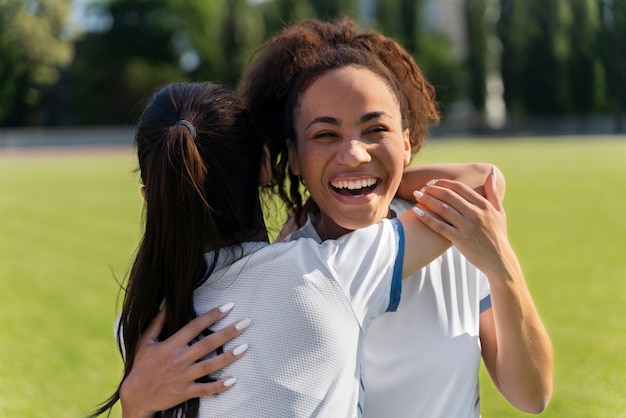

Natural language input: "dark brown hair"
[92,82,266,418]
[239,17,440,224]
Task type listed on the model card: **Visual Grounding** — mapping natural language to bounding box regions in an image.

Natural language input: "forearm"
[484,246,554,413]
[397,163,505,201]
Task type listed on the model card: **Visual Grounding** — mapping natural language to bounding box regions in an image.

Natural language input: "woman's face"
[289,65,411,239]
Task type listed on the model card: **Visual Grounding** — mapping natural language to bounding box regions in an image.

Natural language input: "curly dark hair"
[239,17,440,225]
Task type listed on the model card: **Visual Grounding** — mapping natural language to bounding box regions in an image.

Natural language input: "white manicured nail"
[413,207,425,217]
[223,377,237,387]
[219,302,235,313]
[235,318,251,331]
[427,179,438,186]
[413,190,424,199]
[233,343,249,356]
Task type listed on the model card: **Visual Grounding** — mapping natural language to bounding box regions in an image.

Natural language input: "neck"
[315,206,393,241]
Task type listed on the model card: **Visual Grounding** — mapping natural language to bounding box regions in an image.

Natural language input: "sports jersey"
[193,218,404,417]
[288,198,492,418]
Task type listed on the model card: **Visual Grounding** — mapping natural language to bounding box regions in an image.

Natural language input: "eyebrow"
[305,111,390,130]
[306,116,340,130]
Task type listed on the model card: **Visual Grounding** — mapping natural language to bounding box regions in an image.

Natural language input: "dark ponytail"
[92,82,265,418]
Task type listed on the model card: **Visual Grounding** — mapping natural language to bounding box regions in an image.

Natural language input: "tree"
[565,0,600,128]
[374,0,461,112]
[599,0,626,132]
[498,0,572,117]
[0,0,73,126]
[310,0,357,20]
[68,0,262,124]
[260,0,314,36]
[375,0,420,55]
[464,0,488,115]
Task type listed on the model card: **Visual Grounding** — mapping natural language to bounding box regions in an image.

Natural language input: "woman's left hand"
[412,167,511,278]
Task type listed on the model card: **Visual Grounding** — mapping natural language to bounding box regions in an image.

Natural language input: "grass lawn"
[1,136,625,417]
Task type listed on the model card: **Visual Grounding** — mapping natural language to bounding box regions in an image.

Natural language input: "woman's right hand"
[119,304,250,418]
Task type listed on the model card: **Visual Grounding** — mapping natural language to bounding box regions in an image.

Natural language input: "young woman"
[242,18,553,416]
[115,18,552,418]
[93,78,503,418]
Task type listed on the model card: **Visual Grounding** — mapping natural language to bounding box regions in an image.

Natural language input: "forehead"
[297,66,401,119]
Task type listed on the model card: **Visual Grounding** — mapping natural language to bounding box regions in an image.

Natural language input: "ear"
[259,145,272,186]
[140,186,147,200]
[287,140,301,176]
[402,128,412,166]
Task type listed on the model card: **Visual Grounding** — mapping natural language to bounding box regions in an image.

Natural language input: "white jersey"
[193,218,404,417]
[289,199,491,418]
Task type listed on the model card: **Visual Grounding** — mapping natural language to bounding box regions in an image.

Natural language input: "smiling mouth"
[330,177,379,196]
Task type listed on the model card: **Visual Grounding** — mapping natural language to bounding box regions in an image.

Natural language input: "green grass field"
[1,136,625,417]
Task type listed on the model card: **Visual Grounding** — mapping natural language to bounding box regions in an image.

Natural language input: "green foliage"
[464,0,488,113]
[374,0,462,110]
[309,0,357,20]
[415,33,463,112]
[68,0,266,123]
[599,0,626,131]
[375,0,421,55]
[259,0,315,35]
[1,0,625,126]
[2,136,626,417]
[565,0,599,115]
[0,0,74,125]
[498,0,571,116]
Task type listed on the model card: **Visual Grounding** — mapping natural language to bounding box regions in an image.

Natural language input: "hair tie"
[175,119,197,140]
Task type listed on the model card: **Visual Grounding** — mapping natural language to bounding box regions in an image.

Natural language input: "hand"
[413,167,512,278]
[120,304,250,418]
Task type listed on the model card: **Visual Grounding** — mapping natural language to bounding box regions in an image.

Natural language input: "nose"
[336,137,371,167]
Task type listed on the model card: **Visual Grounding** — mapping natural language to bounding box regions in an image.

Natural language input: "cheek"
[380,142,409,179]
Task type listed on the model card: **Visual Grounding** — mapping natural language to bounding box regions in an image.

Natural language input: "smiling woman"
[286,54,412,239]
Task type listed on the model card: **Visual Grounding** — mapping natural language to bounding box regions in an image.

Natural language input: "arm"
[413,168,554,413]
[397,163,506,201]
[121,305,250,418]
[396,164,505,278]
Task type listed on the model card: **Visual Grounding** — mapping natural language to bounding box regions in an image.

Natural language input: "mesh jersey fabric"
[288,198,492,417]
[193,218,404,417]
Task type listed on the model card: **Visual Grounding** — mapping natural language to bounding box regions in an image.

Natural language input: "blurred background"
[0,0,624,137]
[1,1,626,417]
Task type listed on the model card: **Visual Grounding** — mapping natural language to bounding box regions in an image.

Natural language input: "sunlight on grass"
[417,136,626,418]
[1,136,625,417]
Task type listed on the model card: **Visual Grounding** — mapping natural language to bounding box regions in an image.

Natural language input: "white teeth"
[331,178,377,190]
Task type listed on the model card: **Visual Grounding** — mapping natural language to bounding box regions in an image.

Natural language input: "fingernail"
[413,190,424,199]
[159,299,166,311]
[233,343,249,356]
[223,377,237,387]
[235,318,251,331]
[413,207,425,217]
[219,302,235,313]
[491,166,497,182]
[427,179,438,186]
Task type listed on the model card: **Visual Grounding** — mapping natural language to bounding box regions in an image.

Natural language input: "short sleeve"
[313,218,404,329]
[478,273,491,313]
